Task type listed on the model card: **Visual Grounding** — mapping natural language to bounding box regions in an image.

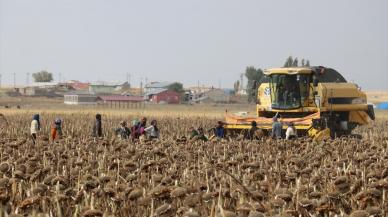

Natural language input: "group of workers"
[30,114,63,144]
[91,114,160,141]
[271,116,297,140]
[185,121,226,142]
[29,113,160,144]
[29,113,297,144]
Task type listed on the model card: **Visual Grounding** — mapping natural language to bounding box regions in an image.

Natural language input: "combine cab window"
[269,74,309,109]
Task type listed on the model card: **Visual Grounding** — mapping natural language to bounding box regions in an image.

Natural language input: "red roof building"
[148,90,180,104]
[60,81,90,90]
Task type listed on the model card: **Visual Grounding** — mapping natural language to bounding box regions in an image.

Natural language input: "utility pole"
[140,77,143,95]
[13,73,16,88]
[240,73,244,91]
[26,73,30,86]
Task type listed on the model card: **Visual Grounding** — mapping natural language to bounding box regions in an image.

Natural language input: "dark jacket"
[93,115,102,137]
[115,127,131,139]
[131,124,140,139]
[215,126,225,138]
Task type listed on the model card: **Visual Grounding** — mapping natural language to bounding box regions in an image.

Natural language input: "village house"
[64,91,99,105]
[144,81,175,95]
[145,89,180,104]
[89,82,130,95]
[60,80,89,90]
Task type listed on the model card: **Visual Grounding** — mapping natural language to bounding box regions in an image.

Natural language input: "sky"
[0,0,387,90]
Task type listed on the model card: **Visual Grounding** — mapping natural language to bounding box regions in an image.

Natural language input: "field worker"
[50,118,63,141]
[144,119,160,140]
[188,127,199,139]
[131,119,141,140]
[196,127,208,141]
[215,121,225,139]
[247,121,258,140]
[93,114,103,137]
[139,117,147,134]
[31,114,41,144]
[286,122,297,140]
[271,116,283,139]
[115,120,131,139]
[249,121,265,140]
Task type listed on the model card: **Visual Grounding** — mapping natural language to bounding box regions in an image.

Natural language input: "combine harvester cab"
[225,66,375,140]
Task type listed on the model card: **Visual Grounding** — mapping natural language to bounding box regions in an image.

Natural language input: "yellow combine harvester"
[225,66,375,140]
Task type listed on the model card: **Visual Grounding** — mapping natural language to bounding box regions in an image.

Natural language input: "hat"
[131,119,140,126]
[55,118,62,124]
[33,114,40,120]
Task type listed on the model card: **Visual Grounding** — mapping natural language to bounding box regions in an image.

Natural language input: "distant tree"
[233,80,240,95]
[292,57,298,67]
[245,66,264,103]
[284,56,311,67]
[284,56,294,67]
[32,70,53,82]
[167,82,184,93]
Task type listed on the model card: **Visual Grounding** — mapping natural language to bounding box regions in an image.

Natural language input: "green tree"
[32,70,53,82]
[233,80,240,95]
[292,57,298,67]
[284,56,293,67]
[284,56,311,67]
[245,66,264,103]
[167,82,184,93]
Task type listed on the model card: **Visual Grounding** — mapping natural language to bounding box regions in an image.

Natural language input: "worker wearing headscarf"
[144,119,160,140]
[31,114,40,144]
[51,118,63,141]
[139,117,147,135]
[285,122,297,140]
[93,114,103,137]
[115,120,131,139]
[131,119,141,140]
